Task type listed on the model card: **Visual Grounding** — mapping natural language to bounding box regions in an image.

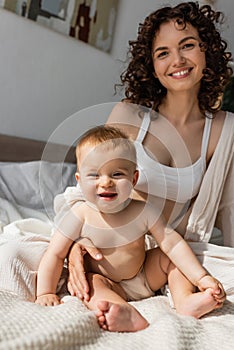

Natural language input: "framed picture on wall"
[0,0,119,53]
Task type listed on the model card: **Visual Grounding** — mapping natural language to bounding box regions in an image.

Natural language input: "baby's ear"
[133,170,139,186]
[75,172,80,182]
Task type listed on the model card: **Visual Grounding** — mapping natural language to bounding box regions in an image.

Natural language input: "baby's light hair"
[76,125,136,167]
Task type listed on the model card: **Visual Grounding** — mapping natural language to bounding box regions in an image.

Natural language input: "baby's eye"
[112,172,124,178]
[87,173,99,178]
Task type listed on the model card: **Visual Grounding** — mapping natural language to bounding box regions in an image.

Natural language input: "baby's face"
[76,144,138,213]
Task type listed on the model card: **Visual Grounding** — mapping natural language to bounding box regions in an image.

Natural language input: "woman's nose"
[172,50,186,65]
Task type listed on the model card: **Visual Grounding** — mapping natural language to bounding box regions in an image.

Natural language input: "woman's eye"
[182,43,195,50]
[157,51,168,59]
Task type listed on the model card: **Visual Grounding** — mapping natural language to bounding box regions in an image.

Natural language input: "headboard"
[0,134,76,163]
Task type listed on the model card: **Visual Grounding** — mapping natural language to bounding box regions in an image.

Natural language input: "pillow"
[0,161,76,217]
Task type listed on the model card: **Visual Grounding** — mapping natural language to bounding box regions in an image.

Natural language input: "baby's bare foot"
[176,288,223,319]
[96,301,149,332]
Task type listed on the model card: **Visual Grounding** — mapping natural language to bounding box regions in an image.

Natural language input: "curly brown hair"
[119,1,233,113]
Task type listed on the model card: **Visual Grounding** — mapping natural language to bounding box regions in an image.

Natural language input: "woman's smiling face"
[152,20,206,94]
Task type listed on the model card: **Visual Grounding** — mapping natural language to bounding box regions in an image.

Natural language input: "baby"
[36,125,225,332]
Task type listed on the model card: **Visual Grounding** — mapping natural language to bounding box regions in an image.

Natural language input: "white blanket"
[1,290,234,350]
[0,199,234,350]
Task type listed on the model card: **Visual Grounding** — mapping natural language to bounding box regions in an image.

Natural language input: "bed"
[0,134,234,350]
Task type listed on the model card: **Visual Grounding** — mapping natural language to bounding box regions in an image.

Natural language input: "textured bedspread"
[0,290,234,350]
[0,196,234,349]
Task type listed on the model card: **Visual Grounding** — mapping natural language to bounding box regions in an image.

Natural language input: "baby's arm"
[149,215,225,301]
[36,231,74,306]
[36,205,84,306]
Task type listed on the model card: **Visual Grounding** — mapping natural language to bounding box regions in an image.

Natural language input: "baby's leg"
[167,264,222,318]
[144,247,170,291]
[144,248,221,318]
[84,272,148,332]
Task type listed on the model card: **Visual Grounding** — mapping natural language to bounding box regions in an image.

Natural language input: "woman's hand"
[67,238,103,301]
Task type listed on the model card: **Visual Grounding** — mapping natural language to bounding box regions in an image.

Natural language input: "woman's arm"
[215,153,234,247]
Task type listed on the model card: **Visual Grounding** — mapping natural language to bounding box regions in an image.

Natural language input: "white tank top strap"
[135,112,151,143]
[201,113,213,168]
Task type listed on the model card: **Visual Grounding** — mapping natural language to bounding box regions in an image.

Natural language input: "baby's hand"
[35,293,62,306]
[197,275,226,303]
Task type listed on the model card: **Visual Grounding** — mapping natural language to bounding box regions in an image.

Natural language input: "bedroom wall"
[0,0,233,145]
[215,0,233,51]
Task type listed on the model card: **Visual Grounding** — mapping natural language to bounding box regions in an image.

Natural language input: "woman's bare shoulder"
[106,101,143,138]
[106,101,141,124]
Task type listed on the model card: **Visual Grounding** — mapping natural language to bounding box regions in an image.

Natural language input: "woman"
[63,1,234,300]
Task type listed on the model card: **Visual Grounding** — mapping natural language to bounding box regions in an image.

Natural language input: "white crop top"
[134,112,212,203]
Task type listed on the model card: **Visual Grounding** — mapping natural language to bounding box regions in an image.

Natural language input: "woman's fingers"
[67,274,87,299]
[78,237,103,261]
[85,246,103,261]
[67,280,75,296]
[68,245,89,299]
[67,239,103,300]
